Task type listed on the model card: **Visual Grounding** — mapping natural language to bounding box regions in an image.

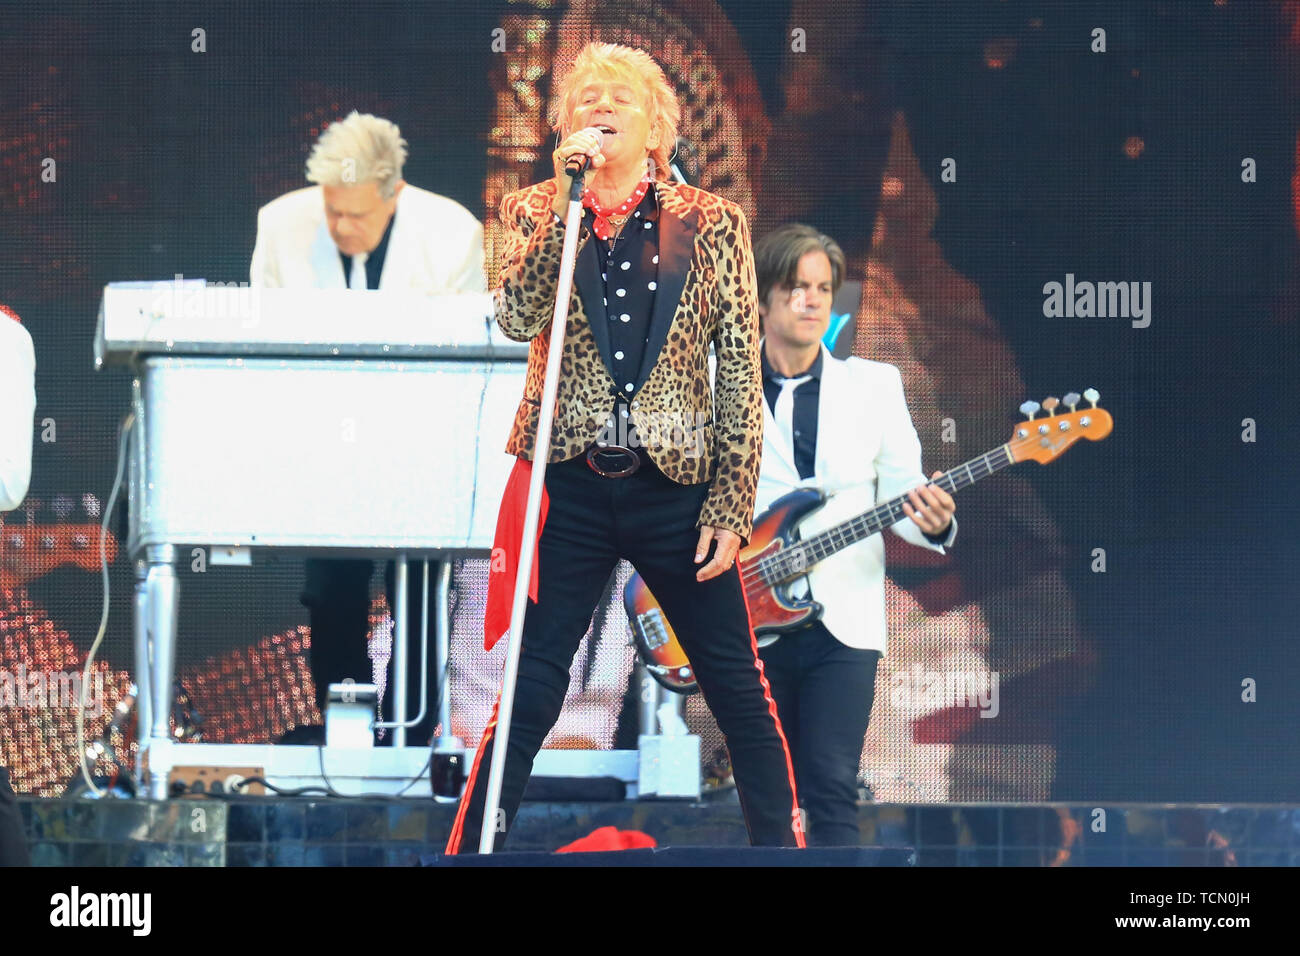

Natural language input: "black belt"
[584,441,653,478]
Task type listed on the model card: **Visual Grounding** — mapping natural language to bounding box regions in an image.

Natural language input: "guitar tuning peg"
[1083,387,1100,407]
[1041,396,1060,416]
[1019,400,1040,420]
[1063,391,1081,412]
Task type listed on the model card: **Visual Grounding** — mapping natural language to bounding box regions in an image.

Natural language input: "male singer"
[752,224,956,845]
[251,111,485,745]
[0,304,35,866]
[445,42,802,853]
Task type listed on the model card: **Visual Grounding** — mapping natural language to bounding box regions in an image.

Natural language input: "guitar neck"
[793,444,1015,568]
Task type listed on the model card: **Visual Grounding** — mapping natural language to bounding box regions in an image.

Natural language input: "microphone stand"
[478,162,588,853]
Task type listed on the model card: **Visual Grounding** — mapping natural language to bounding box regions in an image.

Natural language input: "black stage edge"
[421,846,915,866]
[12,797,1300,866]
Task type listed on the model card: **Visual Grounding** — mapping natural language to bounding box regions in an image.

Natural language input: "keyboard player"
[250,111,486,746]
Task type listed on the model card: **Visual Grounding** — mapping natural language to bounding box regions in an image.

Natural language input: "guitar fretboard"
[756,444,1015,585]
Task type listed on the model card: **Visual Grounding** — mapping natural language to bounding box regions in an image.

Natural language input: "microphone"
[564,127,605,177]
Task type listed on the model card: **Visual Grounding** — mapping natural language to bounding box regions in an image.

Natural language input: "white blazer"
[0,316,35,512]
[250,184,485,293]
[753,342,955,654]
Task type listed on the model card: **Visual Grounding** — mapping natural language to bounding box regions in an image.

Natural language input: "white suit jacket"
[0,316,35,512]
[250,184,485,293]
[753,342,955,654]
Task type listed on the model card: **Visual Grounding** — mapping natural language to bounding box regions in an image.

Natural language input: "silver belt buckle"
[585,443,641,478]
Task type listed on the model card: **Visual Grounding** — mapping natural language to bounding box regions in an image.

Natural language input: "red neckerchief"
[582,176,652,240]
[0,304,20,323]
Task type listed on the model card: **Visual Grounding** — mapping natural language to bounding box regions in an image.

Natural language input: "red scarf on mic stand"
[483,457,550,652]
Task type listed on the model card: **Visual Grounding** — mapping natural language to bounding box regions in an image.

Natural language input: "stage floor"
[13,797,1299,866]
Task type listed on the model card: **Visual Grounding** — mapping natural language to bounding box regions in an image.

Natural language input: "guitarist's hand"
[902,471,956,537]
[694,526,742,583]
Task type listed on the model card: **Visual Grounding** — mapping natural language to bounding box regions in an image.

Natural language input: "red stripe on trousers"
[444,697,501,855]
[735,562,806,848]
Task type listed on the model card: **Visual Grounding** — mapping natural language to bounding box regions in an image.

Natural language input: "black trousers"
[300,558,440,746]
[0,766,29,867]
[446,455,803,853]
[758,622,881,847]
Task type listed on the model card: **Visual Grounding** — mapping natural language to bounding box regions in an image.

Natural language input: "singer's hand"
[551,128,605,217]
[694,526,742,583]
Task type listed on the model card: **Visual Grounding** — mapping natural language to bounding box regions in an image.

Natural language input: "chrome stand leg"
[145,544,178,800]
[131,558,152,791]
[433,562,452,740]
[431,562,463,802]
[391,554,408,749]
[636,661,657,736]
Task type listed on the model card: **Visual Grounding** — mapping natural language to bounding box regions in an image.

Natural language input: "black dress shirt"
[339,210,396,290]
[761,344,823,481]
[586,188,660,402]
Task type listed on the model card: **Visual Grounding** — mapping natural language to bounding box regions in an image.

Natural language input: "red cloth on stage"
[483,457,550,652]
[556,826,657,853]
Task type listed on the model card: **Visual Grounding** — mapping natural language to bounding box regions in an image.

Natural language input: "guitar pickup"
[635,609,669,649]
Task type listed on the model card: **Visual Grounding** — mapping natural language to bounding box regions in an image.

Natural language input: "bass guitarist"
[751,224,957,846]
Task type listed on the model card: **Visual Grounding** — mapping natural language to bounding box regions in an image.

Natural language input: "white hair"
[305,111,408,199]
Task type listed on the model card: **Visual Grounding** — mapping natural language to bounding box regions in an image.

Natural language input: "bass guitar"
[624,390,1113,693]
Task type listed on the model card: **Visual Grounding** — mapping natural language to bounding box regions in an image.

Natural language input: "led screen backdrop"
[1,0,1297,801]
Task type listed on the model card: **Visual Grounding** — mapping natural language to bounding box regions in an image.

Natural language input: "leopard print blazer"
[494,177,764,543]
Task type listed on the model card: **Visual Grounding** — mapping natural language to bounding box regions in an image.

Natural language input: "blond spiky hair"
[305,111,408,199]
[550,42,680,182]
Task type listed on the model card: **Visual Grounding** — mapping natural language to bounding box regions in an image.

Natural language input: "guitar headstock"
[1007,389,1113,465]
[0,493,119,589]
